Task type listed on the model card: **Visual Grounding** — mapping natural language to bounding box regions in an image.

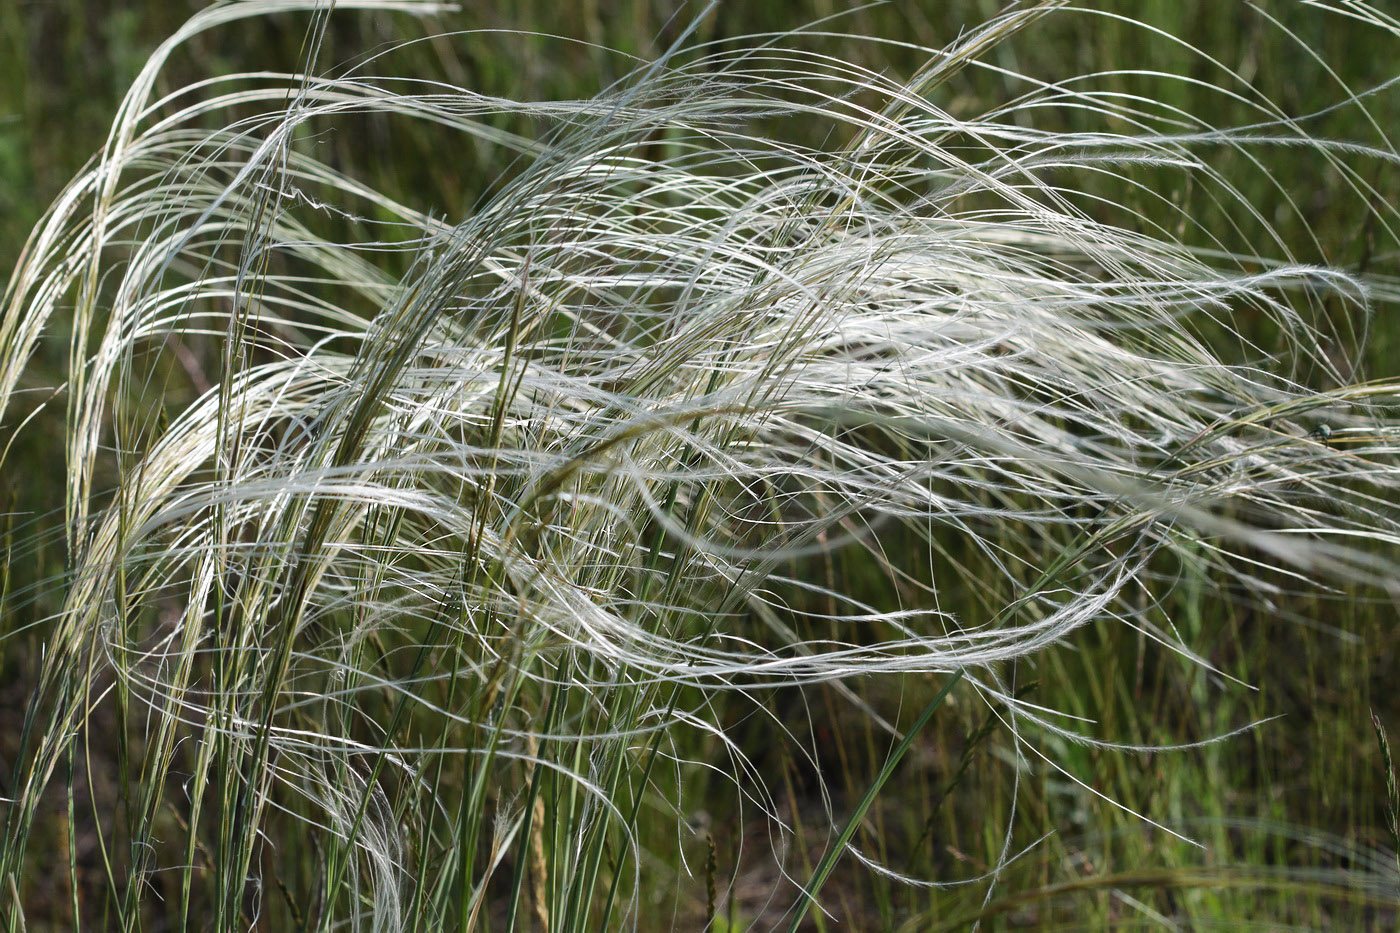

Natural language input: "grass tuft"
[2,0,1400,927]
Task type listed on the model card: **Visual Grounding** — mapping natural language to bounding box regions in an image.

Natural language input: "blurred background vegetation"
[1,1,1398,928]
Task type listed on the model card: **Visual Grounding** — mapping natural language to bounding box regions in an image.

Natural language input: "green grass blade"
[783,669,965,933]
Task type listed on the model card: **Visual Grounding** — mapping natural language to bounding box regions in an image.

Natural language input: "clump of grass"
[2,1,1399,928]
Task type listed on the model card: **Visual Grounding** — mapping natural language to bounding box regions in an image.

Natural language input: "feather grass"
[2,0,1399,928]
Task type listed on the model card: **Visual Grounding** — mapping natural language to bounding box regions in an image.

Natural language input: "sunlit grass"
[2,1,1400,928]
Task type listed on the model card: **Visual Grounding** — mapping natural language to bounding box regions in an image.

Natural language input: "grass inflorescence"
[2,1,1400,928]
